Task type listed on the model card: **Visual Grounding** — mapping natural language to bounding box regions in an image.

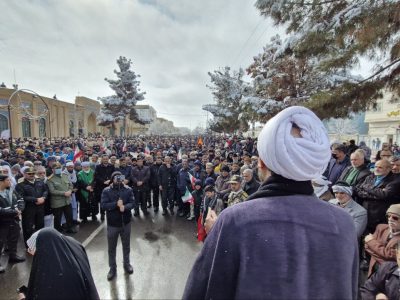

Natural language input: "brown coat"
[365,224,400,277]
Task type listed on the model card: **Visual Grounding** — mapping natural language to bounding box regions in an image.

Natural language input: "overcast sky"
[0,0,279,129]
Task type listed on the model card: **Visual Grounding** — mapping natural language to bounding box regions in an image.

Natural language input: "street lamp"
[7,88,52,149]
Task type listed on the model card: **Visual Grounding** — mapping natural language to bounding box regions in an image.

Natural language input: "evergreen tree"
[246,34,358,121]
[97,56,146,135]
[203,67,251,133]
[254,0,400,118]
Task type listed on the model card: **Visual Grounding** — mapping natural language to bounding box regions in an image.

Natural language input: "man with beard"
[158,156,176,216]
[354,159,400,234]
[215,165,231,206]
[183,106,358,300]
[242,169,260,196]
[101,171,135,280]
[339,149,371,189]
[93,155,115,221]
[130,156,150,216]
[147,156,162,212]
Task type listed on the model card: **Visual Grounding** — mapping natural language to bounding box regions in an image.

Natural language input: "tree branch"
[359,58,400,84]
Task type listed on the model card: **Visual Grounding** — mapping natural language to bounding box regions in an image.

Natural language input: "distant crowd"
[2,134,400,298]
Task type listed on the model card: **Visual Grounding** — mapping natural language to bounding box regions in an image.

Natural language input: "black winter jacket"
[354,172,400,229]
[0,189,24,225]
[158,164,176,188]
[361,262,399,300]
[15,179,49,206]
[93,164,115,193]
[101,184,135,227]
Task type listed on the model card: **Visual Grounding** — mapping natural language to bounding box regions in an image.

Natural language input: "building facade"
[364,92,400,148]
[0,87,155,138]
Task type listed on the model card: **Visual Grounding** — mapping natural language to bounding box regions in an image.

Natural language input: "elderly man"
[354,159,400,233]
[361,245,400,300]
[364,204,400,277]
[183,107,358,299]
[329,181,367,239]
[339,149,371,188]
[242,169,260,196]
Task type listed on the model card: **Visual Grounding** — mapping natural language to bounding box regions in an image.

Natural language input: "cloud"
[0,0,275,129]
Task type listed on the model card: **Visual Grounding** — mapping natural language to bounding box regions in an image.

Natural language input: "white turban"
[332,184,352,196]
[257,106,331,181]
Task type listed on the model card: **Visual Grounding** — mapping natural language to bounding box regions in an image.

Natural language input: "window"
[39,118,46,137]
[22,117,31,137]
[69,120,74,137]
[0,113,8,133]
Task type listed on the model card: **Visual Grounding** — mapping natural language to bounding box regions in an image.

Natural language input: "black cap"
[221,165,230,173]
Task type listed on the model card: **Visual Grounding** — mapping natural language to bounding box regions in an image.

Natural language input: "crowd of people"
[2,116,400,298]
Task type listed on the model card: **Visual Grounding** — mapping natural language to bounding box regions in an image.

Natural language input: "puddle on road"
[144,231,159,242]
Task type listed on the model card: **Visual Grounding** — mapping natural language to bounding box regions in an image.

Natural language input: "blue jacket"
[101,184,135,227]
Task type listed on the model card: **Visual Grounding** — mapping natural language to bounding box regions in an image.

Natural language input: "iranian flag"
[181,187,194,204]
[101,139,109,152]
[189,173,196,189]
[73,143,84,162]
[144,145,150,155]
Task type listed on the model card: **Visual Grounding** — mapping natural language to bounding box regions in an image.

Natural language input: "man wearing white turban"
[183,106,359,300]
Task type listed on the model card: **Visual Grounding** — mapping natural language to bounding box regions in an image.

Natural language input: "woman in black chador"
[19,227,99,300]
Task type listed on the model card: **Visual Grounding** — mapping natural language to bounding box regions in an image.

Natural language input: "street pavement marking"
[82,222,106,248]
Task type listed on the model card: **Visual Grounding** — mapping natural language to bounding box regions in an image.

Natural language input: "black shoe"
[169,208,175,215]
[82,218,88,223]
[143,210,149,216]
[0,264,5,273]
[9,255,25,263]
[92,215,97,221]
[162,210,167,216]
[154,207,159,213]
[100,215,105,221]
[107,268,116,281]
[73,220,81,225]
[124,264,134,274]
[66,227,78,234]
[133,211,139,217]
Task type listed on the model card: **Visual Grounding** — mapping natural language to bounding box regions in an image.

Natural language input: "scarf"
[247,173,314,201]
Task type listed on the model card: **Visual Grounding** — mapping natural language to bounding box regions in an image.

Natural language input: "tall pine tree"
[203,67,251,133]
[255,0,400,118]
[97,56,146,135]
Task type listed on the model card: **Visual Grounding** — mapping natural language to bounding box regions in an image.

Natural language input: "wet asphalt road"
[0,210,202,300]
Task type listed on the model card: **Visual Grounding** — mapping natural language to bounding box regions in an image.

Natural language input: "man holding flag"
[177,159,192,218]
[73,142,84,163]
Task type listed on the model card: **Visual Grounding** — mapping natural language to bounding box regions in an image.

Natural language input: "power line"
[157,111,207,117]
[230,19,263,66]
[238,24,270,67]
